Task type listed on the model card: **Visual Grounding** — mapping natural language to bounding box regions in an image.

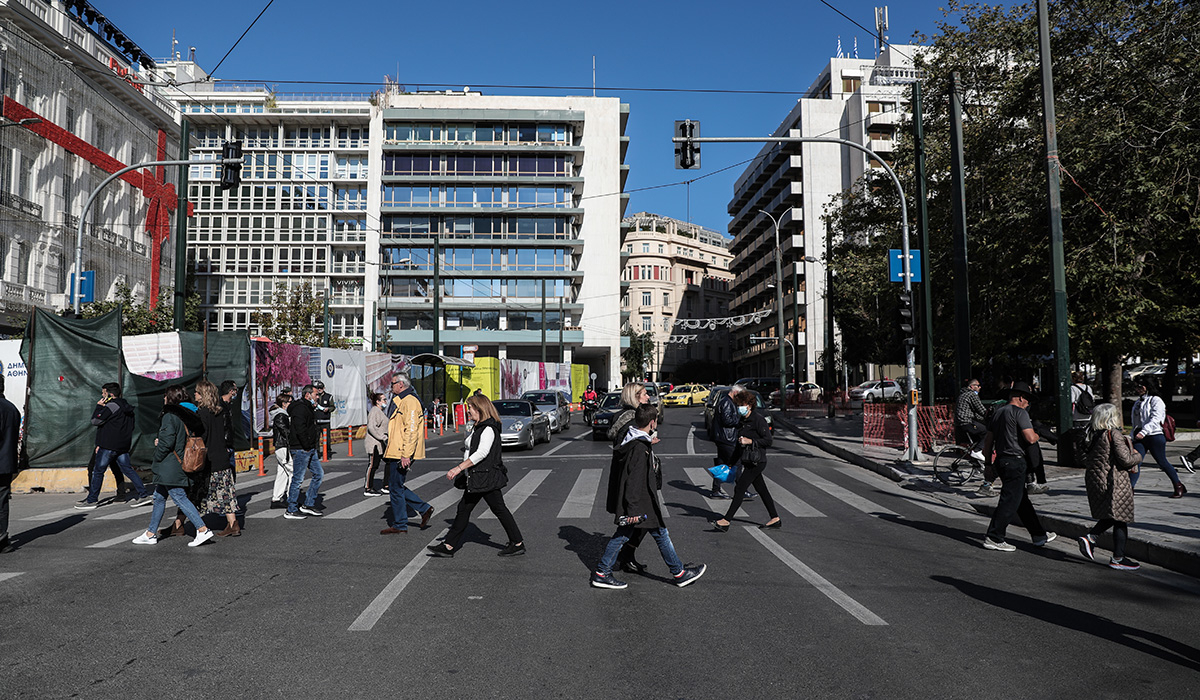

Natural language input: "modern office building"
[620,212,732,381]
[0,0,183,334]
[726,41,919,384]
[160,67,630,384]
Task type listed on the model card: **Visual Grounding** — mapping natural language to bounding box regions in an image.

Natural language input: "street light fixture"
[758,209,787,412]
[0,117,41,128]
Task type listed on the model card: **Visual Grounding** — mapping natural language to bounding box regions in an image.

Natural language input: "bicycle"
[933,433,986,486]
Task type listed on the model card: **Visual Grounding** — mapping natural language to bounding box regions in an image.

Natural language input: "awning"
[408,353,475,368]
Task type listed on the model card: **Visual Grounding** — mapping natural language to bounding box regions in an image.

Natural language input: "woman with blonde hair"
[169,380,240,538]
[1078,402,1141,570]
[428,393,525,558]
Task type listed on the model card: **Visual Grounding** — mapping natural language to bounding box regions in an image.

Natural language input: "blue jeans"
[597,525,683,576]
[1131,433,1181,488]
[87,448,147,501]
[287,448,324,511]
[147,485,205,532]
[388,461,430,529]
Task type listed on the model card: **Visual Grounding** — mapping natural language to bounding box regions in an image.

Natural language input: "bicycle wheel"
[934,445,978,486]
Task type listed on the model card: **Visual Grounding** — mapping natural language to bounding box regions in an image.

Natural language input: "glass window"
[641,317,651,331]
[641,292,651,306]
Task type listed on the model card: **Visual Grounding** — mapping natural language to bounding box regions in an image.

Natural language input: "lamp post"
[0,117,40,129]
[759,209,787,411]
[805,251,836,417]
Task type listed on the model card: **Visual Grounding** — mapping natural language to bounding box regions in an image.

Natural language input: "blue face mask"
[737,406,750,416]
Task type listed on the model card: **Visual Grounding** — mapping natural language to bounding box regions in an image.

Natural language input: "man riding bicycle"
[955,378,988,461]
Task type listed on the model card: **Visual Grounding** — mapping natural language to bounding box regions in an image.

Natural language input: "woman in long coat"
[1078,402,1141,571]
[132,385,214,547]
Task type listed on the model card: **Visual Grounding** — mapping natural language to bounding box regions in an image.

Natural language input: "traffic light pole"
[674,134,924,463]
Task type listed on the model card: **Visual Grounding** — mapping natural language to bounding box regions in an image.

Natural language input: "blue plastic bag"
[706,464,737,483]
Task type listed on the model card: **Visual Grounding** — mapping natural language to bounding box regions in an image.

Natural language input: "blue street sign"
[68,271,95,303]
[888,249,922,283]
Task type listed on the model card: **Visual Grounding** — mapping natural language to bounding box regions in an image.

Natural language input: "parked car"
[493,400,551,450]
[703,388,773,437]
[642,382,666,423]
[662,384,711,407]
[590,392,625,440]
[849,380,902,402]
[735,377,783,396]
[770,382,821,404]
[520,390,571,433]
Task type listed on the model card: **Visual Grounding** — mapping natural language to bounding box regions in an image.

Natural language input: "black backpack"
[1074,385,1095,415]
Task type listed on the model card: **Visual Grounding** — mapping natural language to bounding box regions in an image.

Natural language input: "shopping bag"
[706,463,737,483]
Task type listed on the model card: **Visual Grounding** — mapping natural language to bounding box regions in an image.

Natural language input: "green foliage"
[827,0,1200,394]
[252,282,358,349]
[621,330,655,379]
[71,282,202,335]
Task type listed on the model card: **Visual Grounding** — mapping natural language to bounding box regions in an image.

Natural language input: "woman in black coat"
[710,391,779,531]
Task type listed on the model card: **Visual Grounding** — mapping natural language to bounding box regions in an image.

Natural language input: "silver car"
[493,400,551,450]
[520,391,571,433]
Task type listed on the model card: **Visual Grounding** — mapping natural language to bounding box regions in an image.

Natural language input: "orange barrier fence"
[863,403,953,452]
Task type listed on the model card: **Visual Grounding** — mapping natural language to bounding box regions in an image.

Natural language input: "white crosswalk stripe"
[424,485,464,515]
[544,429,592,456]
[834,467,980,520]
[787,468,899,516]
[760,476,825,517]
[93,473,282,521]
[0,572,24,583]
[480,470,550,518]
[326,471,441,520]
[683,468,747,517]
[248,472,357,519]
[557,469,602,518]
[24,506,89,522]
[87,529,147,549]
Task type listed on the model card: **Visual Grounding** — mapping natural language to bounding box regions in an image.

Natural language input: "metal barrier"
[863,403,952,452]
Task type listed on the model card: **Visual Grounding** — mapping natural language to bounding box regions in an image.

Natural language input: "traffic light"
[674,120,700,169]
[219,140,243,192]
[898,290,916,347]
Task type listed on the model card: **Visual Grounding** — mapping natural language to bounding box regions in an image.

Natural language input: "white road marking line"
[480,470,551,519]
[87,528,147,549]
[348,528,449,632]
[326,471,442,520]
[0,572,24,583]
[247,472,358,519]
[424,485,464,515]
[96,473,280,521]
[544,429,591,456]
[760,476,825,517]
[557,469,603,518]
[835,468,979,520]
[746,526,888,626]
[687,426,696,455]
[24,506,87,522]
[788,468,899,517]
[683,468,747,518]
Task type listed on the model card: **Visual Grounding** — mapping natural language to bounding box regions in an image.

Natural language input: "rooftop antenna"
[592,55,596,97]
[874,6,889,59]
[172,29,179,60]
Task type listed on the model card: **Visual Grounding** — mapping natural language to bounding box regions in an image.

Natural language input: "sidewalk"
[773,410,1200,578]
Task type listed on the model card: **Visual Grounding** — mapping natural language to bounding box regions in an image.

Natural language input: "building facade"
[0,0,182,334]
[726,43,919,385]
[162,70,629,385]
[620,212,733,381]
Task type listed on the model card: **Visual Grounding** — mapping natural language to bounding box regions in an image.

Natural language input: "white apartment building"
[621,212,733,381]
[727,42,919,384]
[160,68,630,384]
[0,0,183,334]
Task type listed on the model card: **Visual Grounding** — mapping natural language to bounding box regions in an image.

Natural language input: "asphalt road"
[2,408,1198,698]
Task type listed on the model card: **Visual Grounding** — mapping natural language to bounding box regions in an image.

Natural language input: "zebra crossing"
[9,458,984,553]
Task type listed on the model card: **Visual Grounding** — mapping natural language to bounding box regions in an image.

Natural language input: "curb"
[772,413,910,482]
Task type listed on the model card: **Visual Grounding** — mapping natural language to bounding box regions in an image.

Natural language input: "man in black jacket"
[76,383,150,509]
[284,385,324,519]
[591,404,706,590]
[313,380,335,456]
[0,375,20,553]
[709,385,755,500]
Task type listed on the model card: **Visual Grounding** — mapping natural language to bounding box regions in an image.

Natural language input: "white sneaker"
[1032,532,1057,547]
[1026,482,1050,495]
[132,532,158,546]
[189,529,215,548]
[983,538,1016,552]
[1179,456,1195,474]
[969,450,985,461]
[976,482,997,497]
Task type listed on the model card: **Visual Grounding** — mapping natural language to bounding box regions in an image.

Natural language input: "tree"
[621,330,655,381]
[72,282,203,334]
[252,282,359,349]
[827,0,1200,403]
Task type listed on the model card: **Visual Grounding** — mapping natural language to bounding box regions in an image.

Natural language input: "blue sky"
[105,0,959,237]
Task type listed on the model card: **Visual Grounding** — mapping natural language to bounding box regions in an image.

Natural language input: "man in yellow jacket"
[381,373,434,534]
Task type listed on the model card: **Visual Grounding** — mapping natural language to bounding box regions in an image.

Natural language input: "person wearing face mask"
[954,378,988,461]
[709,391,778,532]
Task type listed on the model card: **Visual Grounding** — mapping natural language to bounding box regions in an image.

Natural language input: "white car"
[520,391,571,433]
[849,380,901,402]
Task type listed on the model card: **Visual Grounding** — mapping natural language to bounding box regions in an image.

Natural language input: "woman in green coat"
[132,385,215,548]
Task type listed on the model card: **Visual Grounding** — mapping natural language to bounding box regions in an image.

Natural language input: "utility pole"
[1037,0,1072,433]
[949,73,972,390]
[558,295,564,364]
[172,120,190,330]
[541,278,547,363]
[432,235,440,355]
[913,82,934,405]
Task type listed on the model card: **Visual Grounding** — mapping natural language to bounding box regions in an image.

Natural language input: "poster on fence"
[0,339,28,419]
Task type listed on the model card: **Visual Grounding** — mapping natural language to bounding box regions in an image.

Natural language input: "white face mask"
[737,406,750,416]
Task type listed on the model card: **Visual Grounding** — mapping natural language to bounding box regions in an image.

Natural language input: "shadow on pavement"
[11,514,87,549]
[933,575,1200,672]
[558,525,609,571]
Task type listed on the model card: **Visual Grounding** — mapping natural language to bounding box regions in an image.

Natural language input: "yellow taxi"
[662,384,711,407]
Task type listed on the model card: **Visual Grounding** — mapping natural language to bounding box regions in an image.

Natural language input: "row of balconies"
[728,154,802,222]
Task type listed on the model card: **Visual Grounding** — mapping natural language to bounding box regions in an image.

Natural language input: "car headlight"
[595,417,610,426]
[509,421,523,431]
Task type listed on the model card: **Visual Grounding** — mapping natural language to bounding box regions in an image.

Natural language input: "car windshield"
[857,381,877,389]
[643,384,658,397]
[599,393,623,410]
[493,401,532,417]
[521,392,556,404]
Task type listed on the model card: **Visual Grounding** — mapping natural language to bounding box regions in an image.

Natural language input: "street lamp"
[0,117,40,129]
[759,209,787,411]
